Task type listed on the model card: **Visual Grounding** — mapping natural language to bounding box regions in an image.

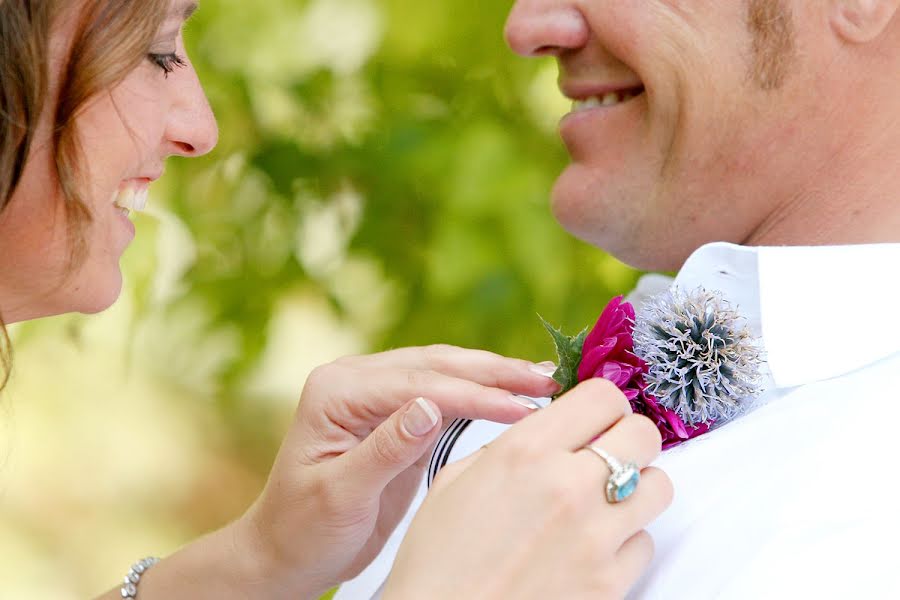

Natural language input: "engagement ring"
[586,445,640,504]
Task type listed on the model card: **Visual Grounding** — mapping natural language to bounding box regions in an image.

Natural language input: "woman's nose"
[165,65,218,158]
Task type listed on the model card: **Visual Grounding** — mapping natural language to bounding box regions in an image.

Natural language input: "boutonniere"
[542,289,764,449]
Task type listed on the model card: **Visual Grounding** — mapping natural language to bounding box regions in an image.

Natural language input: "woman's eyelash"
[148,53,187,77]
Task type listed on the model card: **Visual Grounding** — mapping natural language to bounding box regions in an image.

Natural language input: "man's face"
[505,0,834,270]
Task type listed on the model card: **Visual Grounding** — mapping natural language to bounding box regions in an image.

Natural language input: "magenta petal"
[579,296,642,384]
[661,437,683,450]
[663,409,689,439]
[599,363,631,389]
[578,339,617,380]
[599,362,635,388]
[582,296,626,350]
[688,421,712,439]
[614,331,635,352]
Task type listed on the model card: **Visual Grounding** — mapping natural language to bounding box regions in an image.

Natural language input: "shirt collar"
[668,242,900,389]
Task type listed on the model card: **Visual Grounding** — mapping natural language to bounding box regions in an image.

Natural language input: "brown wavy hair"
[0,0,169,390]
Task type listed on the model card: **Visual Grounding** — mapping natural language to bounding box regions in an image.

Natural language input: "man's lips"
[560,79,646,100]
[556,80,647,163]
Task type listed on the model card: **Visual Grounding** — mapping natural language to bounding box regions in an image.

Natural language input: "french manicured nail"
[529,361,557,378]
[403,397,440,437]
[510,395,541,411]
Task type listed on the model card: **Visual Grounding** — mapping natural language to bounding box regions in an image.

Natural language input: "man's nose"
[504,0,590,57]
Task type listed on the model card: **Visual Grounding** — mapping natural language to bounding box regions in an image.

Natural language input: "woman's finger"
[576,413,663,475]
[577,464,673,544]
[612,530,655,595]
[308,362,543,432]
[494,378,632,453]
[332,397,444,497]
[337,344,560,398]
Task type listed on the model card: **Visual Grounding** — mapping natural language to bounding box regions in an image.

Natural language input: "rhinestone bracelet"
[120,557,160,598]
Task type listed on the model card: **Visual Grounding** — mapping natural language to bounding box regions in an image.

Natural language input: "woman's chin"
[67,268,125,316]
[81,279,123,315]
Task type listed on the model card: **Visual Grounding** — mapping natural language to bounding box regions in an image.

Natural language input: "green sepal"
[539,316,589,400]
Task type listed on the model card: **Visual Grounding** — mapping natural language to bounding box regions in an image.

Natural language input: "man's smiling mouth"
[569,85,646,112]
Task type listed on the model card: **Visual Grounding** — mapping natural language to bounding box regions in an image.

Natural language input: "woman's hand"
[383,378,673,600]
[236,345,560,599]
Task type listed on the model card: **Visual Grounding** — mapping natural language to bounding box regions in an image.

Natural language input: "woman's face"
[0,1,217,323]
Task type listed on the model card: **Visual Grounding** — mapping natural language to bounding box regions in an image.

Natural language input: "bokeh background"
[0,0,639,597]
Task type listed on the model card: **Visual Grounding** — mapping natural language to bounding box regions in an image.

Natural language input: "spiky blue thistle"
[632,288,764,427]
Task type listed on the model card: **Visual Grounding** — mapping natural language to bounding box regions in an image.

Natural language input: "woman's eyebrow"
[171,1,199,22]
[156,2,198,39]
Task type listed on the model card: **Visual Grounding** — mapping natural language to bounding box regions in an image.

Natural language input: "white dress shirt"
[336,242,900,599]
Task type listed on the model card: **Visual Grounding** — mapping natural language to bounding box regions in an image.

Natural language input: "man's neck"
[745,186,900,248]
[744,109,900,248]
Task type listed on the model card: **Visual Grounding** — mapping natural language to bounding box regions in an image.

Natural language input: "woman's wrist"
[109,519,311,600]
[228,509,333,600]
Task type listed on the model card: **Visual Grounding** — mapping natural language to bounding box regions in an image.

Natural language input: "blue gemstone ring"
[586,445,641,504]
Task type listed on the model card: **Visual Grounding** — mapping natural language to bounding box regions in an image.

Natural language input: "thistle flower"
[632,288,764,427]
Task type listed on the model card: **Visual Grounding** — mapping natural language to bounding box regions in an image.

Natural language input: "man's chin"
[552,208,694,273]
[550,183,647,271]
[550,175,705,273]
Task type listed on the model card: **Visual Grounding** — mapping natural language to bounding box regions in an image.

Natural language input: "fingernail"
[510,395,541,411]
[403,397,440,437]
[529,361,557,378]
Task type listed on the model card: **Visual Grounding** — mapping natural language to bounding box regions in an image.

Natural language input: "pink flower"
[631,390,710,450]
[578,295,710,450]
[577,296,646,401]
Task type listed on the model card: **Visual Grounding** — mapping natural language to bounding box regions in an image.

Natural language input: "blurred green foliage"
[144,0,641,474]
[168,0,636,385]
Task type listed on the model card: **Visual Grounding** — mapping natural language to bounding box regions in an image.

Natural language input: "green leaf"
[539,315,588,399]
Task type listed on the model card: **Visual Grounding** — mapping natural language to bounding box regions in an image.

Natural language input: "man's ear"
[831,0,900,43]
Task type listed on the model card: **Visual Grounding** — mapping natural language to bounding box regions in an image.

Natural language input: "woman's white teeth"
[115,187,134,211]
[572,90,638,112]
[133,188,148,211]
[114,186,149,212]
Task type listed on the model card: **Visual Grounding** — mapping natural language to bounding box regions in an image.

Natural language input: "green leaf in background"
[540,316,588,398]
